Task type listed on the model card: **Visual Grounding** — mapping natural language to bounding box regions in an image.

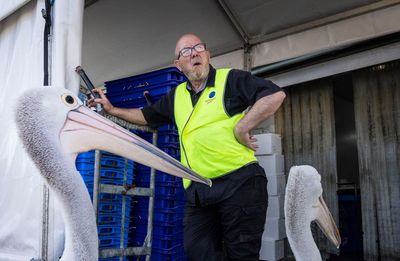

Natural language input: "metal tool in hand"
[75,66,103,114]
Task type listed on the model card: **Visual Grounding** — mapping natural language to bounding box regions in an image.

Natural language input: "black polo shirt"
[141,65,282,206]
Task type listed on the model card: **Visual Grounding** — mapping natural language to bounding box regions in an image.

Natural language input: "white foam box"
[259,238,285,261]
[264,217,286,240]
[266,195,284,218]
[266,173,286,196]
[256,154,284,175]
[254,133,282,156]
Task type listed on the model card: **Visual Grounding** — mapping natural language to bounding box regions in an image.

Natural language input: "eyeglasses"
[177,43,206,59]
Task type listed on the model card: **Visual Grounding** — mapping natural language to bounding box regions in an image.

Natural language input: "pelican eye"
[66,95,74,104]
[61,93,78,107]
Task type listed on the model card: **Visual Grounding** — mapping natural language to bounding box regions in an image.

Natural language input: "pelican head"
[284,165,341,261]
[14,86,210,260]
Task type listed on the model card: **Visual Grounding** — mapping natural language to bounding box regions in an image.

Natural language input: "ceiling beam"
[217,0,250,47]
[249,0,400,46]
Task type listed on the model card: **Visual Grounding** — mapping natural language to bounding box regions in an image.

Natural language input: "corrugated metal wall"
[275,79,339,255]
[352,61,400,261]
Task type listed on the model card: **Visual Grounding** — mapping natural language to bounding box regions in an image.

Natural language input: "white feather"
[285,165,323,261]
[15,86,98,260]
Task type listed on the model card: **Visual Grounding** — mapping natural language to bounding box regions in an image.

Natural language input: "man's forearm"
[108,107,148,126]
[236,91,286,133]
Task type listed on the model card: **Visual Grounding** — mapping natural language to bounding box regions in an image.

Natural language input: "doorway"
[275,60,400,260]
[332,73,363,260]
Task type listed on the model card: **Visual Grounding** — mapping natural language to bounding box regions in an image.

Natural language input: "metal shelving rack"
[94,114,157,261]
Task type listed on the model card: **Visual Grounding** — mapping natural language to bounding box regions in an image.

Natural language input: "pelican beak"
[59,105,211,186]
[314,196,341,248]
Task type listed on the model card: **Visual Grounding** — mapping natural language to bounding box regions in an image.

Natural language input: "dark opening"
[331,73,364,260]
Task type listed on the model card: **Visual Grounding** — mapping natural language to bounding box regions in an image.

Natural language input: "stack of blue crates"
[105,67,186,109]
[76,151,134,261]
[105,67,188,261]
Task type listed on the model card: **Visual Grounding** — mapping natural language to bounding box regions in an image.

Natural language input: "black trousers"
[183,176,268,261]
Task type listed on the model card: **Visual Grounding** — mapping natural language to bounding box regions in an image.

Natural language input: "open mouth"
[193,62,201,66]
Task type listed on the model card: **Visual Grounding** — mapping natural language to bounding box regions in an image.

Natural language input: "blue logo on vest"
[205,91,216,104]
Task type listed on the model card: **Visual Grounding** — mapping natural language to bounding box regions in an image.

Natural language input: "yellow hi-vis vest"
[174,68,257,188]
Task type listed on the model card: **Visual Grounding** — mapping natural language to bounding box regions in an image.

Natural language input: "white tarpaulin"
[0,0,31,22]
[0,0,84,259]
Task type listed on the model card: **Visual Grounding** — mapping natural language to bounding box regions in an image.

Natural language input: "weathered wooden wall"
[352,61,400,261]
[275,79,339,255]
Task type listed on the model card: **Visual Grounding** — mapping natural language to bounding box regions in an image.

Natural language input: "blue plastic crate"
[76,150,107,159]
[135,180,179,191]
[110,100,147,109]
[76,154,134,175]
[101,167,134,179]
[98,215,120,225]
[160,145,180,159]
[135,180,178,189]
[98,194,134,204]
[76,156,134,168]
[175,186,185,199]
[132,220,184,237]
[98,193,121,202]
[133,206,184,223]
[85,192,133,205]
[98,215,130,227]
[138,132,180,147]
[99,235,129,248]
[105,67,186,94]
[84,177,133,187]
[130,245,186,261]
[129,217,184,230]
[132,196,182,210]
[136,182,180,198]
[130,124,177,135]
[135,171,179,184]
[107,81,179,103]
[105,73,184,95]
[98,225,127,237]
[99,257,128,261]
[110,92,166,109]
[100,156,134,168]
[100,195,132,205]
[131,232,183,249]
[77,150,133,161]
[77,161,133,172]
[81,169,134,185]
[99,201,132,214]
[158,124,177,131]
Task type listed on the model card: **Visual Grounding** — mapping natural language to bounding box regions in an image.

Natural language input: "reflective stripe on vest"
[174,68,257,188]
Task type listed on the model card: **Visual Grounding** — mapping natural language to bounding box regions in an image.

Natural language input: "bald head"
[175,34,203,58]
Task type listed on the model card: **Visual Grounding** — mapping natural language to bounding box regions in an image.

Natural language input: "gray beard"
[187,66,209,82]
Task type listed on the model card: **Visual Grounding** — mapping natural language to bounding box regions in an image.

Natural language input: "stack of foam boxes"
[75,151,134,261]
[254,133,286,261]
[105,67,188,261]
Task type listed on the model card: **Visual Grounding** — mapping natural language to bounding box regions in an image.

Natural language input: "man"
[89,33,285,260]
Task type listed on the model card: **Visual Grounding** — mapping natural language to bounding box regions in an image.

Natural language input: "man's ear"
[174,60,182,72]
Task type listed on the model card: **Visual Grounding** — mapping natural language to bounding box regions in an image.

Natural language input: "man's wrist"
[235,122,250,135]
[106,105,116,115]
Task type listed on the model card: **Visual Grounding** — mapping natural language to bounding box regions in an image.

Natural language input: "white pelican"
[14,86,211,260]
[285,165,341,261]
